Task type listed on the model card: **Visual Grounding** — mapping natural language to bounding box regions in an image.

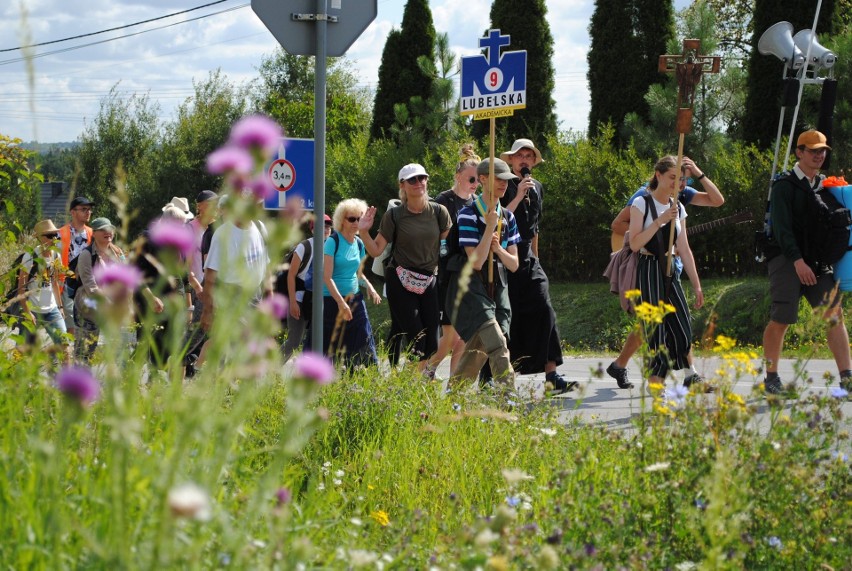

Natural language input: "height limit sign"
[263,138,315,211]
[460,29,527,119]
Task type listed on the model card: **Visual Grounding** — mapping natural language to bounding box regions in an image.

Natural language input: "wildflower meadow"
[1,116,851,569]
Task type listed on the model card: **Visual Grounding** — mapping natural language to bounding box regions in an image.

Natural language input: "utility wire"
[0,4,249,66]
[0,0,233,53]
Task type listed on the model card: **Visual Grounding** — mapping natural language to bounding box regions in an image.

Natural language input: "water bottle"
[439,239,448,258]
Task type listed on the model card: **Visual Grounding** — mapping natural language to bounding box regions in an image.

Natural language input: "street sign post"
[263,138,315,211]
[251,0,377,352]
[251,0,376,57]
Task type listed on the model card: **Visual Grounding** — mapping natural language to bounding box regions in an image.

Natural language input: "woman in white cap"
[358,163,452,378]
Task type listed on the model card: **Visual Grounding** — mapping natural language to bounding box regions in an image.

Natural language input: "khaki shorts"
[768,256,841,324]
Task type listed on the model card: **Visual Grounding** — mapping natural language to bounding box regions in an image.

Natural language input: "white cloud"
[0,0,693,143]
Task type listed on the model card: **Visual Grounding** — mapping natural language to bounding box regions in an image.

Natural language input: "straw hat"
[33,219,60,236]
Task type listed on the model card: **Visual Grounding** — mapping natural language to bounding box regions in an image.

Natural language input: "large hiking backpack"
[803,183,852,266]
[273,238,312,296]
[1,252,39,310]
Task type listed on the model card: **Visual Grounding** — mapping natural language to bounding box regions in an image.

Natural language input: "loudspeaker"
[758,21,805,69]
[792,29,837,69]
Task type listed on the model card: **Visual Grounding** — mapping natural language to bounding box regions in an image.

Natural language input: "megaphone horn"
[758,21,805,69]
[793,29,837,70]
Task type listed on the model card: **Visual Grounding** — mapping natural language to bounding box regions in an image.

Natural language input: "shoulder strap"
[332,231,340,256]
[299,238,312,272]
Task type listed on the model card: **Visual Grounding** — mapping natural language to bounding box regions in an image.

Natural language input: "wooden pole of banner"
[658,40,720,279]
[487,117,497,297]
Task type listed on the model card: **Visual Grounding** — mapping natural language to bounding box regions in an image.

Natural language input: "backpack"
[65,244,98,298]
[803,183,852,266]
[1,252,40,310]
[273,238,312,296]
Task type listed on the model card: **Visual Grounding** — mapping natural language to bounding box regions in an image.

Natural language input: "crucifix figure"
[657,39,721,277]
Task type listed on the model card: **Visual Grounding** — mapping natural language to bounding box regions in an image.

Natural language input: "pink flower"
[206,146,254,175]
[56,366,100,404]
[94,263,144,291]
[258,293,288,320]
[229,115,283,155]
[247,175,277,202]
[275,487,292,506]
[292,352,335,385]
[148,219,195,258]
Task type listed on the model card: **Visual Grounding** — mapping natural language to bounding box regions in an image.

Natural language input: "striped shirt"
[457,195,521,251]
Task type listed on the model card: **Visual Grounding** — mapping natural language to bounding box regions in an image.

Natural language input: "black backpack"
[273,238,312,296]
[801,180,852,266]
[1,252,39,309]
[65,244,99,297]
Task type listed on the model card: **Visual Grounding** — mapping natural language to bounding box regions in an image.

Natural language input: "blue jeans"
[21,307,68,346]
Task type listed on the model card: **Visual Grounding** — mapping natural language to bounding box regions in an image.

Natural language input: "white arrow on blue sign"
[460,29,527,118]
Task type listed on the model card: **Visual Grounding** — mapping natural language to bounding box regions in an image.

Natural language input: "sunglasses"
[405,175,428,184]
[345,216,361,223]
[468,176,477,184]
[679,176,694,185]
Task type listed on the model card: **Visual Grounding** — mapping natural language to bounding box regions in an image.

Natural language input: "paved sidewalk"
[435,356,852,434]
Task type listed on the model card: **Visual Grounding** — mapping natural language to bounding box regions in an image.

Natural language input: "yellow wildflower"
[624,289,642,301]
[713,334,737,352]
[369,510,390,527]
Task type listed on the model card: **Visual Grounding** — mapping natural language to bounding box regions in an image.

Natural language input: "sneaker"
[545,372,578,396]
[683,373,715,393]
[840,375,852,393]
[763,376,784,395]
[606,362,634,389]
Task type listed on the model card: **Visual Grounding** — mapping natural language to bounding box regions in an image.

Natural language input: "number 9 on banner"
[485,67,504,91]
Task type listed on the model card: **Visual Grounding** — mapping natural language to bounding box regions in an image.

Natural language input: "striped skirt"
[636,254,692,378]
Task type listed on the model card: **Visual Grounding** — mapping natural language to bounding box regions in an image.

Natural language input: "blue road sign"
[460,29,527,118]
[263,138,315,210]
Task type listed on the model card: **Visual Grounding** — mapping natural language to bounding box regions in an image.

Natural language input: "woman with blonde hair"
[322,198,381,369]
[359,164,451,379]
[628,155,704,387]
[431,145,480,372]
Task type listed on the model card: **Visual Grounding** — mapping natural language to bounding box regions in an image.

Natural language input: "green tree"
[390,33,465,147]
[369,0,436,141]
[742,0,835,149]
[622,1,746,159]
[76,87,160,225]
[133,71,247,233]
[253,50,371,145]
[472,0,557,145]
[588,0,674,145]
[0,133,43,233]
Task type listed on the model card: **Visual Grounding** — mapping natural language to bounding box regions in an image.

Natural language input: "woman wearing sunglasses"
[359,163,452,379]
[321,198,381,369]
[431,145,480,374]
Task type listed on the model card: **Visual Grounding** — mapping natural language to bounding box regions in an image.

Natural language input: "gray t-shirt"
[378,203,451,273]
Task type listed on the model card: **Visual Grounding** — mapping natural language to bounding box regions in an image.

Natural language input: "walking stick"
[487,116,498,300]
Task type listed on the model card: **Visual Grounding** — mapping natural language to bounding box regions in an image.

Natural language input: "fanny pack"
[396,266,435,294]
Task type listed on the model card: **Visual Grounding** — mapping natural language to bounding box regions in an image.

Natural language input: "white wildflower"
[645,462,671,472]
[502,468,534,485]
[474,528,501,548]
[167,482,212,521]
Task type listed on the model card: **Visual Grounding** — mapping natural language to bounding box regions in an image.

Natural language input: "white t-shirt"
[204,221,269,290]
[632,195,686,235]
[21,247,59,313]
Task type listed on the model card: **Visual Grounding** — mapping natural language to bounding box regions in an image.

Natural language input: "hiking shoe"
[545,372,578,396]
[606,362,634,389]
[763,376,784,395]
[684,373,715,393]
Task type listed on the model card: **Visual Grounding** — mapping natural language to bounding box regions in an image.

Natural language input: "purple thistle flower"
[229,114,283,155]
[56,366,100,404]
[206,146,254,175]
[275,487,292,506]
[247,175,278,202]
[292,352,335,385]
[259,293,288,320]
[148,219,195,258]
[94,263,143,291]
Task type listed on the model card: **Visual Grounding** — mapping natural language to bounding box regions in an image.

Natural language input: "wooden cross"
[657,39,721,277]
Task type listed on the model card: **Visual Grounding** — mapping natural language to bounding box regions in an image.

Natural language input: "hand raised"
[358,207,376,231]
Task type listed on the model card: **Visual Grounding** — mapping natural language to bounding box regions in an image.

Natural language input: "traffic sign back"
[251,0,377,57]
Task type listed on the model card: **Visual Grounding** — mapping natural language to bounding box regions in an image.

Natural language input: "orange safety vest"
[58,224,93,283]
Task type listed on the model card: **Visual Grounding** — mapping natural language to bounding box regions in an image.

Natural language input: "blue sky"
[0,0,692,143]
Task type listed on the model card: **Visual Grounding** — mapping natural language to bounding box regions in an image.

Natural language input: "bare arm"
[465,210,500,270]
[356,206,389,258]
[675,222,704,308]
[287,252,302,319]
[323,253,353,321]
[611,206,631,234]
[628,200,678,253]
[683,157,724,207]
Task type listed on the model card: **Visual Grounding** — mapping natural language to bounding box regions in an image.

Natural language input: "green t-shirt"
[378,203,451,273]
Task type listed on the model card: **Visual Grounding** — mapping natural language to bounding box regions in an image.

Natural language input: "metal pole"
[310,0,328,352]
